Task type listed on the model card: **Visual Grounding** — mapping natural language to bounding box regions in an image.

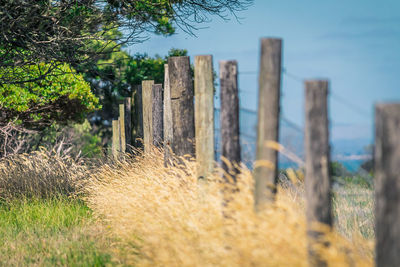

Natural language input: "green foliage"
[105,0,177,35]
[125,54,166,85]
[92,46,188,87]
[0,63,100,129]
[0,0,252,85]
[73,121,103,158]
[331,161,373,188]
[334,175,373,189]
[32,120,103,158]
[104,0,176,31]
[168,48,189,57]
[81,47,189,146]
[0,0,175,78]
[124,47,188,86]
[360,159,373,174]
[360,144,374,174]
[330,161,349,177]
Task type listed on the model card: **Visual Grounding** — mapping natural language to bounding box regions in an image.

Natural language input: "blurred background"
[130,0,400,173]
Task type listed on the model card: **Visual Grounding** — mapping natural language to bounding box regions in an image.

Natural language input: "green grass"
[332,183,374,241]
[0,197,115,266]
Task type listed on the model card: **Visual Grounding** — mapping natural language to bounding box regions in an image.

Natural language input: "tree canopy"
[0,0,252,156]
[0,63,100,129]
[0,0,252,84]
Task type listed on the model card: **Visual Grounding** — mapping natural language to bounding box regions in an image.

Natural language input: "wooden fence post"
[132,84,143,148]
[119,104,126,153]
[305,80,331,266]
[112,119,120,158]
[168,56,195,157]
[195,55,215,179]
[124,97,132,152]
[219,60,240,182]
[152,84,163,147]
[164,64,173,164]
[375,103,400,267]
[142,80,154,153]
[254,38,282,207]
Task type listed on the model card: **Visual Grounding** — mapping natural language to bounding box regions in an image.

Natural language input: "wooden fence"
[111,38,399,267]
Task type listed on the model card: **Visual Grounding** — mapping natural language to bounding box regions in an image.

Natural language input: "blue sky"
[128,0,400,142]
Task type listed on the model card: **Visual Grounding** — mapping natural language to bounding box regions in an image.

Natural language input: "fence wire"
[214,108,304,169]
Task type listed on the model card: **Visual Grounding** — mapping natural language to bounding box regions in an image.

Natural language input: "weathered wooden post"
[112,119,120,158]
[219,60,240,182]
[152,84,163,147]
[119,104,126,153]
[142,80,154,153]
[168,56,195,157]
[163,64,173,165]
[195,55,215,179]
[132,84,143,148]
[124,97,132,151]
[375,103,400,267]
[305,80,331,266]
[254,38,282,208]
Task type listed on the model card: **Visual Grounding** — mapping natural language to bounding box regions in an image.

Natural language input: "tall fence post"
[112,119,120,158]
[375,103,400,267]
[195,55,215,179]
[254,38,282,208]
[163,64,173,164]
[132,84,143,148]
[305,80,331,266]
[124,97,132,152]
[142,80,155,153]
[168,56,195,157]
[119,103,126,153]
[219,60,240,182]
[152,84,163,147]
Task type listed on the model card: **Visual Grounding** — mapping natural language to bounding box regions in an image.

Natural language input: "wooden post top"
[304,80,329,86]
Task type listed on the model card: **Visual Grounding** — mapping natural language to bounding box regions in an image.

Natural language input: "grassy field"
[0,150,374,266]
[0,197,114,266]
[333,184,374,241]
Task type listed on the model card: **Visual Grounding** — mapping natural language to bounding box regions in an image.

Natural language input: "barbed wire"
[214,107,304,135]
[281,68,370,119]
[216,67,372,173]
[330,92,371,118]
[282,68,304,82]
[237,67,370,119]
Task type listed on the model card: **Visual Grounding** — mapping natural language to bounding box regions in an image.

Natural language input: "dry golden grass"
[85,149,374,267]
[0,150,89,201]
